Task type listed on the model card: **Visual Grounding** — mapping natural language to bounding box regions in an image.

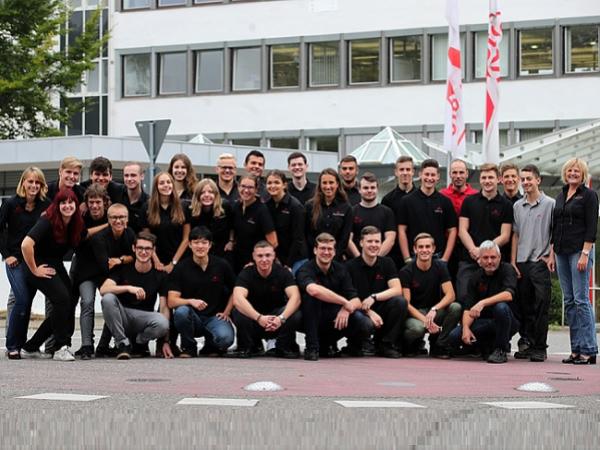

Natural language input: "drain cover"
[126,378,170,383]
[516,382,557,393]
[244,381,283,392]
[548,377,581,381]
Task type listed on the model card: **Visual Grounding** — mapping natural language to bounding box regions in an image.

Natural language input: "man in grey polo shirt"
[511,164,555,362]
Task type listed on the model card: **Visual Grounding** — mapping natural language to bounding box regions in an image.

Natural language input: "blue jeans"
[173,305,234,353]
[5,262,35,351]
[555,252,598,355]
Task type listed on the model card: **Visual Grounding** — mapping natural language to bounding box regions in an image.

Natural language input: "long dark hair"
[45,189,84,247]
[310,168,347,229]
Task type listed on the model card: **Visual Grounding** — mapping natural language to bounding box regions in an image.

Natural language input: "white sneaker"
[21,349,52,359]
[53,346,75,362]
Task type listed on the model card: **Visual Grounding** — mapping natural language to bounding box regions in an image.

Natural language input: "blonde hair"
[190,178,225,218]
[147,172,185,227]
[60,156,83,170]
[217,153,237,165]
[561,158,589,184]
[16,167,48,200]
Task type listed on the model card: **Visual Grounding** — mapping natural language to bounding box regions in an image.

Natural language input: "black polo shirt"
[80,180,126,204]
[266,193,307,267]
[27,216,86,267]
[288,180,316,206]
[189,200,234,257]
[235,263,296,312]
[461,262,518,317]
[90,227,136,280]
[399,259,451,309]
[0,195,49,261]
[70,213,107,283]
[108,264,167,312]
[122,190,149,233]
[503,192,522,205]
[46,181,85,203]
[232,200,275,268]
[399,189,457,255]
[350,204,395,250]
[552,184,599,255]
[382,185,416,267]
[140,204,191,265]
[345,255,399,300]
[296,259,357,300]
[218,181,239,204]
[305,197,352,258]
[459,192,513,260]
[345,185,361,206]
[169,255,236,316]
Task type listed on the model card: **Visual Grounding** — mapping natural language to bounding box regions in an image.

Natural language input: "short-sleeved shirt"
[296,259,357,300]
[399,259,451,309]
[235,263,296,312]
[350,204,395,251]
[460,262,518,317]
[90,227,136,278]
[168,256,236,316]
[27,216,86,266]
[305,197,352,258]
[122,190,149,233]
[288,180,316,206]
[440,184,478,216]
[218,182,239,204]
[399,189,457,254]
[266,194,307,267]
[232,200,275,268]
[459,192,513,260]
[107,264,167,312]
[345,185,361,206]
[46,181,84,203]
[70,213,108,283]
[345,255,399,300]
[381,185,416,266]
[513,193,554,263]
[189,200,234,257]
[0,195,49,261]
[140,204,190,264]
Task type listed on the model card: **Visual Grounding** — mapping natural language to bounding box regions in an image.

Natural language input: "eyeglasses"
[135,246,153,252]
[218,166,235,172]
[109,215,127,221]
[239,185,256,191]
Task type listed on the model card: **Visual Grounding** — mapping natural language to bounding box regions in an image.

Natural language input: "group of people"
[0,149,597,365]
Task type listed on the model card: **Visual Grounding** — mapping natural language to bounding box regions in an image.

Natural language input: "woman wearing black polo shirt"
[189,178,234,260]
[265,170,306,271]
[232,175,277,272]
[305,168,352,259]
[168,153,197,203]
[20,189,88,361]
[553,158,598,365]
[142,172,190,274]
[1,167,49,359]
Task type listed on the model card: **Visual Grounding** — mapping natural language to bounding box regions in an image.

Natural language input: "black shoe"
[250,344,265,357]
[430,346,452,359]
[304,349,319,361]
[198,344,223,357]
[116,344,131,360]
[7,351,21,360]
[514,349,531,359]
[275,348,300,359]
[178,347,197,358]
[341,345,364,357]
[79,345,94,360]
[131,342,150,358]
[562,354,580,364]
[362,338,376,356]
[517,338,530,353]
[378,345,402,359]
[95,346,118,358]
[487,348,508,364]
[225,349,252,358]
[320,345,342,358]
[529,349,547,362]
[572,355,596,365]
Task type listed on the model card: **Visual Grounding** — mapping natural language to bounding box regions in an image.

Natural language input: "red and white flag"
[443,0,466,158]
[482,0,502,164]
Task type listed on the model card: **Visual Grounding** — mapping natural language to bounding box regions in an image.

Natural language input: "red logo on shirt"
[353,216,363,224]
[490,208,501,218]
[375,273,384,280]
[478,282,487,293]
[212,276,220,283]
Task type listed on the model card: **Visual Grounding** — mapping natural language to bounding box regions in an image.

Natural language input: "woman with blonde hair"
[553,158,598,365]
[0,167,49,359]
[168,153,197,202]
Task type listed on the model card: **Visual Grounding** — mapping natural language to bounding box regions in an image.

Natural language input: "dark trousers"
[370,296,407,348]
[517,260,551,351]
[456,261,478,301]
[301,295,374,352]
[232,307,301,351]
[24,264,74,350]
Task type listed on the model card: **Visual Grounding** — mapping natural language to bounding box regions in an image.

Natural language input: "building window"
[123,53,151,97]
[519,28,553,76]
[269,137,299,149]
[309,42,339,87]
[431,33,466,81]
[233,47,262,91]
[471,129,508,146]
[307,136,339,153]
[270,44,300,88]
[390,35,421,82]
[517,128,554,142]
[231,138,261,146]
[565,25,599,73]
[122,0,150,9]
[194,0,221,3]
[195,49,224,93]
[349,39,380,84]
[159,52,187,95]
[474,30,509,79]
[158,0,186,6]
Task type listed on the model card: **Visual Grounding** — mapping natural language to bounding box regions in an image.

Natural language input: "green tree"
[0,0,107,139]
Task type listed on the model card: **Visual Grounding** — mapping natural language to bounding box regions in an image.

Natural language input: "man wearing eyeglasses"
[216,153,239,203]
[99,232,172,360]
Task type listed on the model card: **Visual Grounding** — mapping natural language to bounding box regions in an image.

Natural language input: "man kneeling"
[231,241,302,358]
[99,232,171,360]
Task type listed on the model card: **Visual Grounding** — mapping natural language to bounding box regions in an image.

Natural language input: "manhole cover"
[126,378,171,383]
[548,377,582,381]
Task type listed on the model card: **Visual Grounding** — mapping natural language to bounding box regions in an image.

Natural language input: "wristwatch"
[171,259,178,265]
[582,249,590,256]
[278,314,287,324]
[371,294,378,302]
[431,306,438,313]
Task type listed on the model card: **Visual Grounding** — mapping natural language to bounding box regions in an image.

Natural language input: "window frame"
[158,51,188,95]
[348,38,381,85]
[389,35,422,83]
[122,53,152,97]
[308,41,340,88]
[232,46,262,92]
[518,27,554,77]
[194,49,225,93]
[269,44,301,90]
[563,24,600,74]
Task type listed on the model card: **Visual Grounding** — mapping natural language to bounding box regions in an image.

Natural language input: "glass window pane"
[233,47,261,91]
[517,128,553,142]
[159,52,187,95]
[65,97,83,136]
[474,30,509,78]
[68,11,83,48]
[158,0,186,6]
[123,53,151,97]
[231,138,261,146]
[270,44,300,88]
[519,28,553,76]
[431,33,466,81]
[102,9,108,58]
[102,59,108,94]
[310,42,339,86]
[194,0,222,3]
[391,35,421,81]
[565,25,599,73]
[195,49,224,92]
[308,136,338,153]
[85,97,100,135]
[101,95,108,135]
[269,138,299,149]
[349,39,380,84]
[87,62,100,93]
[123,0,150,9]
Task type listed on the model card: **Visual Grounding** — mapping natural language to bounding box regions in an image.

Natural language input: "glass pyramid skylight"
[350,127,430,165]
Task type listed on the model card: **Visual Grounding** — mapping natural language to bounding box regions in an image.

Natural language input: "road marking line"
[177,398,258,407]
[483,401,573,410]
[16,393,107,402]
[335,400,425,408]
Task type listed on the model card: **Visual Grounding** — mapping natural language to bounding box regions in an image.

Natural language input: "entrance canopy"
[350,127,430,165]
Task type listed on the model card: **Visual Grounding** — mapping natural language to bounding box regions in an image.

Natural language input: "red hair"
[45,189,85,247]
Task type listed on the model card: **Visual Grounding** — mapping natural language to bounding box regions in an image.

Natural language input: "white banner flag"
[443,0,466,158]
[482,0,502,164]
